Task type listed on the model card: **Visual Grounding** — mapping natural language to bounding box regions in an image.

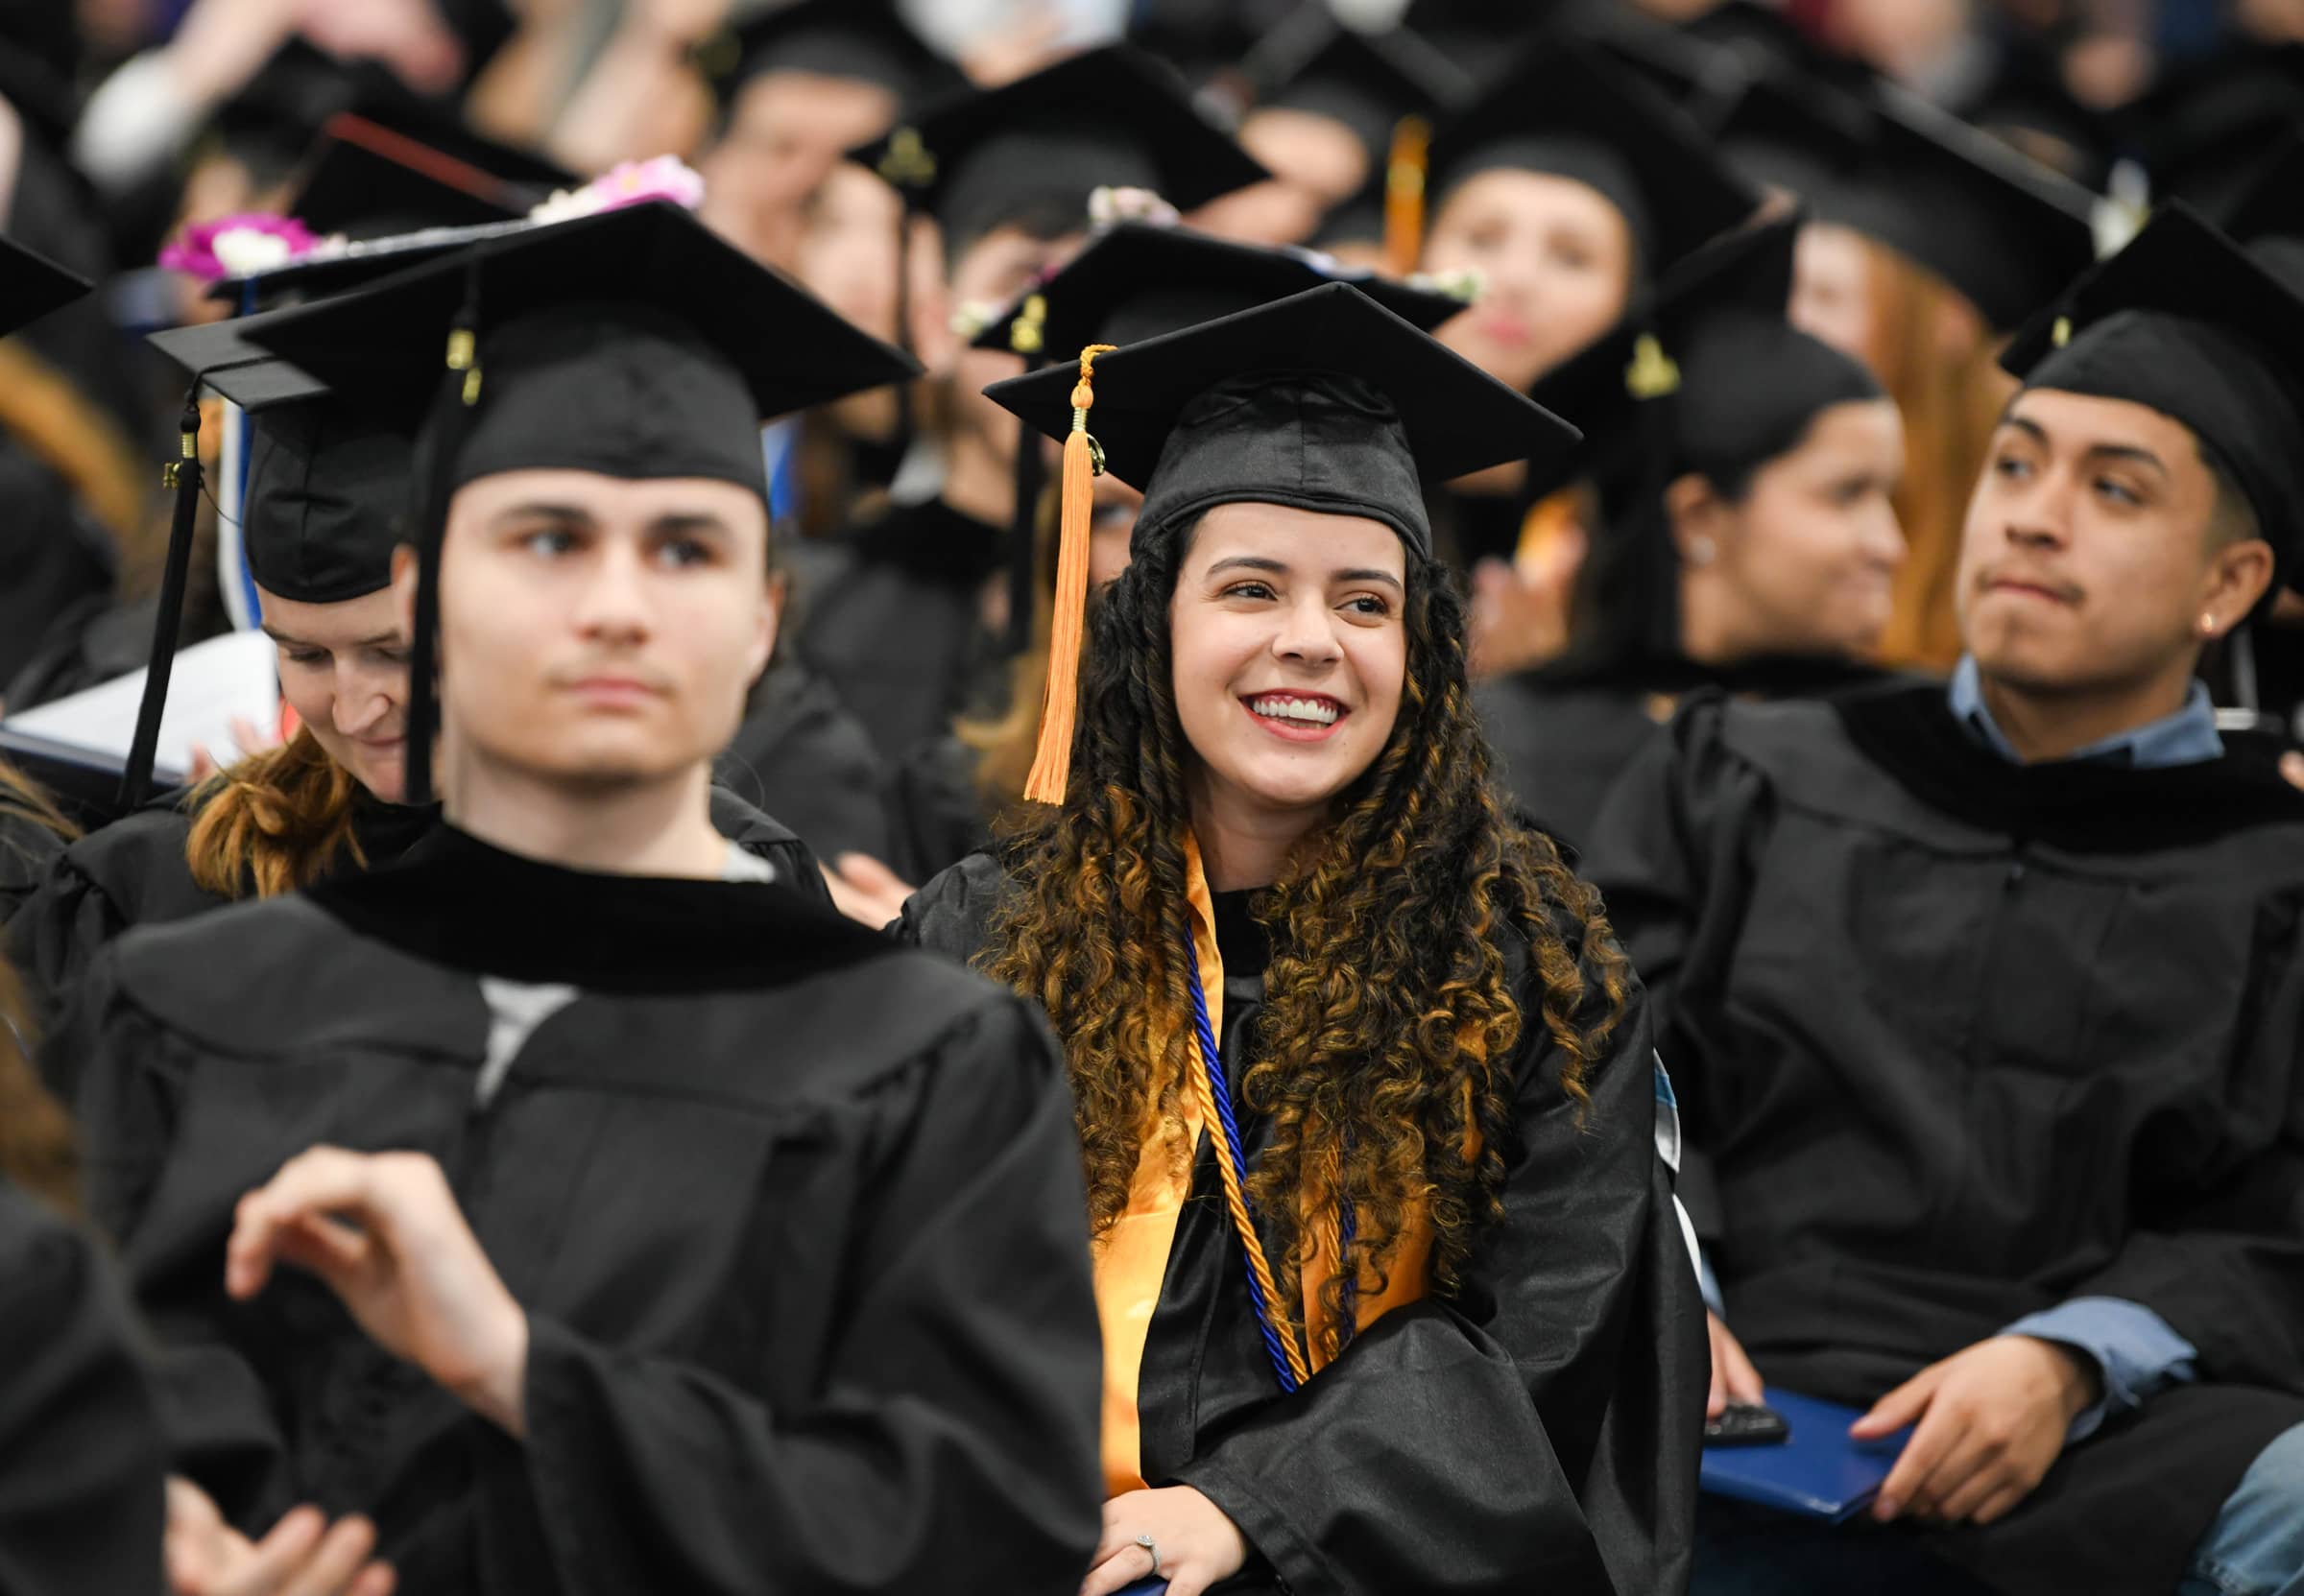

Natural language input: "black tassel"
[119,389,206,807]
[889,212,918,464]
[403,267,485,808]
[1005,410,1048,656]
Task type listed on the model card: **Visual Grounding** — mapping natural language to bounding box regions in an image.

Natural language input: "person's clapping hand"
[821,852,918,929]
[226,1148,530,1436]
[165,1476,395,1596]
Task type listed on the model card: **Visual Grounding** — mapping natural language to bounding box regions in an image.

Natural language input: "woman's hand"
[1081,1487,1247,1596]
[165,1477,395,1596]
[226,1148,530,1436]
[822,852,917,929]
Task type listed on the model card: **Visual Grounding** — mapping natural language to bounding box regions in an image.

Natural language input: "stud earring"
[2200,612,2220,636]
[1686,536,1716,567]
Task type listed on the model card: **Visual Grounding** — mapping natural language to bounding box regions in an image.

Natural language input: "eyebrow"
[2000,412,2169,476]
[492,501,599,529]
[1206,554,1404,592]
[259,625,401,650]
[649,512,738,536]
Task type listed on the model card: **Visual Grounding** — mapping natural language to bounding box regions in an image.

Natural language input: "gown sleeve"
[1166,931,1709,1596]
[0,1181,168,1596]
[2061,949,2304,1397]
[513,991,1105,1595]
[58,948,295,1531]
[7,842,132,1053]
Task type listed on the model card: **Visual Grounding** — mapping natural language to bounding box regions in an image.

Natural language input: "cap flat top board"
[969,220,1476,356]
[982,279,1578,493]
[0,230,92,341]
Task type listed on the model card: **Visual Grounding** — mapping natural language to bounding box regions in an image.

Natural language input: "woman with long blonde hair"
[901,289,1704,1596]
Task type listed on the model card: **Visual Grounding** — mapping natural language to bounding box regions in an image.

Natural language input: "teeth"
[1249,695,1340,726]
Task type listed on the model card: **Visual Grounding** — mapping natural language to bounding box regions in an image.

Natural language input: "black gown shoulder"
[0,1178,167,1596]
[716,658,893,864]
[1581,683,2304,1596]
[64,828,1103,1595]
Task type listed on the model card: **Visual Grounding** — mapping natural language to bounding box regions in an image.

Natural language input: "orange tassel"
[1382,115,1430,280]
[1022,343,1117,804]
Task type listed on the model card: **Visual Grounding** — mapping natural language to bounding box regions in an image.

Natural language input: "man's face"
[1956,389,2268,695]
[415,469,775,793]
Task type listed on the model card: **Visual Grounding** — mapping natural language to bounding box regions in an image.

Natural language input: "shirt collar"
[1948,655,2223,769]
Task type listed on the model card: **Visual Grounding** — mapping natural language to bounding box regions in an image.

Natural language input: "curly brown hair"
[981,518,1633,1356]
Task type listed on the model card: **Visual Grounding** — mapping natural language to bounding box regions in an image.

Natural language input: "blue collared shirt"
[1947,655,2212,1440]
[1948,655,2223,768]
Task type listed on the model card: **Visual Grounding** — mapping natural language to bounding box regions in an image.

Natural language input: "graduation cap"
[2220,128,2304,294]
[969,219,1479,651]
[1948,47,2114,190]
[0,231,94,340]
[1524,213,1881,660]
[2118,42,2304,215]
[1241,8,1475,167]
[983,280,1577,800]
[148,317,409,606]
[849,45,1270,250]
[701,0,959,113]
[215,200,918,806]
[289,112,533,238]
[1422,35,1762,278]
[1706,64,2100,331]
[2002,202,2304,602]
[1680,0,1874,94]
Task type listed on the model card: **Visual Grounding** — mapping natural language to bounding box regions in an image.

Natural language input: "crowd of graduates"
[2,0,2304,1592]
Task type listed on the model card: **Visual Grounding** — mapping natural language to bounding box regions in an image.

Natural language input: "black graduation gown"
[1,802,68,925]
[794,497,1006,761]
[1476,655,1895,854]
[10,786,829,1050]
[1579,684,2304,1596]
[898,851,1708,1596]
[59,826,1106,1595]
[0,441,114,689]
[0,1177,168,1596]
[883,735,995,886]
[715,656,894,863]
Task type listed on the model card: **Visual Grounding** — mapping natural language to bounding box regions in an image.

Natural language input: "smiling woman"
[900,284,1708,1596]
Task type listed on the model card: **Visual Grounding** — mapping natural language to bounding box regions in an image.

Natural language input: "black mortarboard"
[989,281,1576,556]
[1526,214,1849,488]
[288,114,532,238]
[969,219,1478,651]
[2118,43,2304,215]
[1574,6,1743,116]
[849,46,1269,249]
[2220,131,2304,297]
[1399,0,1582,77]
[1680,0,1873,93]
[984,280,1576,799]
[231,201,919,804]
[1949,47,2114,190]
[1424,36,1760,277]
[1524,214,1881,661]
[971,220,1476,357]
[1242,8,1475,164]
[148,317,407,605]
[1706,65,2100,331]
[2003,202,2304,598]
[704,0,959,111]
[0,231,92,338]
[1125,0,1280,89]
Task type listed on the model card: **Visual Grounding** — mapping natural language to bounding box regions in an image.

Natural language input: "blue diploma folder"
[1699,1386,1910,1523]
[1113,1583,1165,1595]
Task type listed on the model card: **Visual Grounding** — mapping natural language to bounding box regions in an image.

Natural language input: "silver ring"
[1134,1533,1161,1578]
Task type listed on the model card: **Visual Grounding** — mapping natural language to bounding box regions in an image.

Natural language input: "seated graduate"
[882,217,1476,888]
[800,44,1268,762]
[56,201,1106,1596]
[1476,217,1905,850]
[900,284,1707,1596]
[1411,33,1759,567]
[1580,204,2304,1596]
[14,308,836,1030]
[0,949,169,1596]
